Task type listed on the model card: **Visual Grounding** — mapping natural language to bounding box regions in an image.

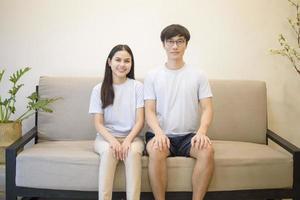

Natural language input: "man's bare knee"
[146,141,169,160]
[191,145,214,161]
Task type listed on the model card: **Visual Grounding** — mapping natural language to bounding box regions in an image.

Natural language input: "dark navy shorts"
[145,132,196,157]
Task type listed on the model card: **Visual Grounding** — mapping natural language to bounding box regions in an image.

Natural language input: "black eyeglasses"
[165,39,186,47]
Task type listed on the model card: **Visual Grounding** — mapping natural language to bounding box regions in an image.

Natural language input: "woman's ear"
[108,58,112,67]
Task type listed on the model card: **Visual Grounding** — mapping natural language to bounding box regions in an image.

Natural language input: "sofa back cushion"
[38,77,267,143]
[208,80,267,144]
[38,77,100,141]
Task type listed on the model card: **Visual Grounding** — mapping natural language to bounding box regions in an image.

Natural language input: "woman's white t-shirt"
[89,78,144,137]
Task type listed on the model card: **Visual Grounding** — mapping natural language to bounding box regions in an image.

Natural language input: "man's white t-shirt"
[144,64,212,137]
[89,78,144,137]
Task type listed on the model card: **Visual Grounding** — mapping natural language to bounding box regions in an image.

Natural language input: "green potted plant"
[0,67,59,163]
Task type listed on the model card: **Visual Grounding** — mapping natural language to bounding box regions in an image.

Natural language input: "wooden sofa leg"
[6,147,17,200]
[294,151,300,200]
[5,186,17,200]
[6,193,17,200]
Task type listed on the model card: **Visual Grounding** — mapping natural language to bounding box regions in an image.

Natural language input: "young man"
[144,24,214,200]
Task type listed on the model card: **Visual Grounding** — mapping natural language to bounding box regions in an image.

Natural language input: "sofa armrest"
[266,129,300,199]
[266,129,299,154]
[6,126,38,154]
[6,126,37,196]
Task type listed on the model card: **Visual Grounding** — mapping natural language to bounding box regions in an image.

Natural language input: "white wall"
[0,0,299,146]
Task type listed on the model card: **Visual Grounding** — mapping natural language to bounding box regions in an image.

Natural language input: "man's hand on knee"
[152,132,170,151]
[191,133,211,150]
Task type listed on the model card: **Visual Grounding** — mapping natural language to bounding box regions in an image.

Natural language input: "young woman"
[89,44,144,200]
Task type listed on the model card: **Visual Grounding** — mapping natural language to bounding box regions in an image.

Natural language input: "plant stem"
[0,97,3,121]
[17,111,35,122]
[7,82,17,120]
[297,4,300,47]
[16,109,33,122]
[3,103,8,121]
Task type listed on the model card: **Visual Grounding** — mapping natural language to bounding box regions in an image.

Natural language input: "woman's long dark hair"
[101,44,135,109]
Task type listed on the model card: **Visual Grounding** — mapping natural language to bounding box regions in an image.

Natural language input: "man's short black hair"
[160,24,190,43]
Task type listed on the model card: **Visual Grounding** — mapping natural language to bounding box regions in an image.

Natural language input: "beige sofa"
[6,77,300,200]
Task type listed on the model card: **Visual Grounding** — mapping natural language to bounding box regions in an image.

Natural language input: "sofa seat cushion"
[208,140,292,191]
[16,141,99,191]
[16,140,292,192]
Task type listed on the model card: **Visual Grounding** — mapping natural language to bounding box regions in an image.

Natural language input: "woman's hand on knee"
[109,139,122,160]
[121,137,132,160]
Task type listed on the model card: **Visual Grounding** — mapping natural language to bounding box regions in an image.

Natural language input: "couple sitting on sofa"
[88,24,214,200]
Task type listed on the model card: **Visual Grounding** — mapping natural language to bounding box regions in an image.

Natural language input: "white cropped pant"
[94,134,144,200]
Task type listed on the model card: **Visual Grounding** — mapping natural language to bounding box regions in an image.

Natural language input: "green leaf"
[41,107,53,113]
[0,69,4,82]
[9,67,31,84]
[8,84,24,96]
[8,106,16,114]
[0,67,61,122]
[27,92,38,101]
[2,99,8,106]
